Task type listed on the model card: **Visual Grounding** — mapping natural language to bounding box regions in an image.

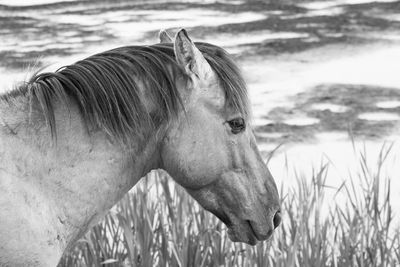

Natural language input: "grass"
[58,143,400,267]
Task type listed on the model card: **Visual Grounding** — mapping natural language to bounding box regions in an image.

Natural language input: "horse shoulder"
[0,133,63,266]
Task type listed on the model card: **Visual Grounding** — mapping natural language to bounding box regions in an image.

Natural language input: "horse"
[0,29,281,266]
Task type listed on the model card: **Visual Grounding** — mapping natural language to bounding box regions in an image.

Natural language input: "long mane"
[1,43,249,143]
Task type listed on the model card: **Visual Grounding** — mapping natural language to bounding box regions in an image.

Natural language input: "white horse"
[0,29,280,266]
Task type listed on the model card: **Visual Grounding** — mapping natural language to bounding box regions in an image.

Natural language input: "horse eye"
[228,118,245,134]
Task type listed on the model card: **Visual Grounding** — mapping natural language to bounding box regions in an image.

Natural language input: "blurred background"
[1,0,400,265]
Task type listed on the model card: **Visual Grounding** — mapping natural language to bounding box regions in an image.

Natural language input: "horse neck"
[0,93,163,256]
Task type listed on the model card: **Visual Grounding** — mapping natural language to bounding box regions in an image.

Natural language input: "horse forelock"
[1,43,249,143]
[196,42,250,119]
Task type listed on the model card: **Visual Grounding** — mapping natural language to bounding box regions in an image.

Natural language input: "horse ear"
[159,29,172,43]
[174,29,214,82]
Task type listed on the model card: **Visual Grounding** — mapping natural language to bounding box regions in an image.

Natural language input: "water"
[1,0,400,218]
[299,0,399,9]
[376,100,400,109]
[0,0,79,5]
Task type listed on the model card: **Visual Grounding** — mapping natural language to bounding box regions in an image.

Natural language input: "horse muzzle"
[226,208,281,245]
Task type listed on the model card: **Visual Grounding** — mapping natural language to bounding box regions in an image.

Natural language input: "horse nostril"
[273,210,281,229]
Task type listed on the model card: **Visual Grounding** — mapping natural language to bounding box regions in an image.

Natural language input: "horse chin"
[226,218,275,246]
[227,223,258,246]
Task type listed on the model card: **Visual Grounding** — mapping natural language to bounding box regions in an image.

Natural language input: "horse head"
[160,29,281,245]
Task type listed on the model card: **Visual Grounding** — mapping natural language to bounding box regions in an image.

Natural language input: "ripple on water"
[253,118,274,126]
[298,0,398,10]
[340,0,399,4]
[298,1,339,9]
[52,14,105,26]
[0,0,78,5]
[311,103,348,113]
[256,132,284,139]
[358,112,400,121]
[106,10,267,39]
[205,31,310,50]
[307,7,344,17]
[60,31,81,38]
[284,117,320,126]
[376,100,400,109]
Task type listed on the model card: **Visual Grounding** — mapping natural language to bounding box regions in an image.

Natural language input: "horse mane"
[1,43,249,143]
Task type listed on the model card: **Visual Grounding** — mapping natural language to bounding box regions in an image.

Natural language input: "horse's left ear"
[174,29,214,82]
[159,29,172,43]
